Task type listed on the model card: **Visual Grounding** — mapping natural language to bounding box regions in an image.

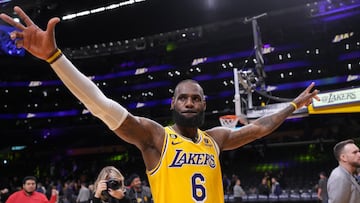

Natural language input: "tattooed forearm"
[252,105,295,138]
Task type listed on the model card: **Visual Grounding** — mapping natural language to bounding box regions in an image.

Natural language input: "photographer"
[93,166,130,203]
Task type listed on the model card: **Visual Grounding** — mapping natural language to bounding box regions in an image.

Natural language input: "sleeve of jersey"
[50,55,128,130]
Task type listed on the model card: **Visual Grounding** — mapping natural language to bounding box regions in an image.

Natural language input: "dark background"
[0,0,359,195]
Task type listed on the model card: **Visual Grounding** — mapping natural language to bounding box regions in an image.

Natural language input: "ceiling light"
[62,1,146,20]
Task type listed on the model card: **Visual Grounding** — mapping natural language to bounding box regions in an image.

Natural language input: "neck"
[172,125,198,142]
[340,162,357,174]
[24,190,33,196]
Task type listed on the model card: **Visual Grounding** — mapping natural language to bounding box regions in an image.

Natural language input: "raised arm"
[0,7,165,164]
[209,82,320,151]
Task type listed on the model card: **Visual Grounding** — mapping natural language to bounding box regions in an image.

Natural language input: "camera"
[106,178,122,190]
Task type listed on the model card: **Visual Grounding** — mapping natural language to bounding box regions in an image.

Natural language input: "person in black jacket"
[258,177,270,196]
[93,166,130,203]
[126,174,152,203]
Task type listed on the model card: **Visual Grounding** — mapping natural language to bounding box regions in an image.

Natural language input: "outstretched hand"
[293,82,320,109]
[0,6,60,60]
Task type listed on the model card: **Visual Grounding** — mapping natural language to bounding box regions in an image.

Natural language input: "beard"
[352,160,360,168]
[172,110,205,128]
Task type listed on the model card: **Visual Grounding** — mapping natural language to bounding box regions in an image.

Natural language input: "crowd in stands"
[0,141,342,203]
[0,163,329,203]
[0,172,153,203]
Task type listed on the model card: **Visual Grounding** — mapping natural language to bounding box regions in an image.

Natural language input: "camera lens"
[106,179,121,190]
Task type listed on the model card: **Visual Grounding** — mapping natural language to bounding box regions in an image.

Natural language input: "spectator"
[93,166,130,203]
[126,174,152,203]
[271,177,282,196]
[233,179,246,203]
[258,177,270,196]
[0,188,9,203]
[76,182,90,203]
[5,176,57,203]
[327,139,360,203]
[223,174,231,195]
[36,182,46,194]
[317,171,328,203]
[63,181,76,203]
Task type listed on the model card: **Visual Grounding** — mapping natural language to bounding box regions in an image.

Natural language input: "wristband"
[289,102,298,110]
[46,49,63,64]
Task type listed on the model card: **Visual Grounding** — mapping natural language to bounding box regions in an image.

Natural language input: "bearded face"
[171,80,206,128]
[172,109,205,128]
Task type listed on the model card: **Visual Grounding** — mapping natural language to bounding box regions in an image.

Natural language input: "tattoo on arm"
[253,105,294,137]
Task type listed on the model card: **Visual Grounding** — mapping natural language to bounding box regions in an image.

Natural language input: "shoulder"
[142,186,151,192]
[8,190,22,198]
[329,166,346,177]
[33,191,48,198]
[11,190,24,195]
[205,127,232,145]
[202,128,227,153]
[328,166,349,185]
[118,195,132,203]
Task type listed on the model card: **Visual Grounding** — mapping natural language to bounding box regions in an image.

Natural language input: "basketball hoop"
[219,115,239,128]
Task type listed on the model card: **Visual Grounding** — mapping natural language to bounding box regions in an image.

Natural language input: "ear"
[170,97,175,110]
[202,95,207,110]
[340,153,347,162]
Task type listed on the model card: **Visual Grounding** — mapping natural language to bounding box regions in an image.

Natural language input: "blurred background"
[0,0,359,201]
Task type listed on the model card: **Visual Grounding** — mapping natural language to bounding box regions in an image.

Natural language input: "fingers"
[14,6,35,27]
[306,81,319,99]
[14,39,24,48]
[304,82,315,93]
[0,6,37,31]
[0,13,26,30]
[304,82,319,100]
[10,30,22,40]
[311,90,321,101]
[305,100,312,106]
[9,31,24,48]
[47,17,61,35]
[305,83,319,104]
[48,17,61,29]
[294,82,319,108]
[314,95,320,101]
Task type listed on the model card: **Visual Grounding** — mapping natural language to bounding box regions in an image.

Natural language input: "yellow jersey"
[147,126,224,203]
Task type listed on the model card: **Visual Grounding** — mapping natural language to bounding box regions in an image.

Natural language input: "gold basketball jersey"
[147,126,224,203]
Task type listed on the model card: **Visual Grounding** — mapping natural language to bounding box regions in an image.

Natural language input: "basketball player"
[0,7,319,203]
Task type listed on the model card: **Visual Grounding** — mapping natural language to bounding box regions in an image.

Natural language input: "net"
[219,115,239,128]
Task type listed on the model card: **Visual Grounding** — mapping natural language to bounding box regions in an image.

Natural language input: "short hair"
[174,79,204,97]
[127,173,140,185]
[22,176,37,184]
[333,139,355,161]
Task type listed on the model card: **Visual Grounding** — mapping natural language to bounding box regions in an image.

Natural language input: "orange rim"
[219,115,237,119]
